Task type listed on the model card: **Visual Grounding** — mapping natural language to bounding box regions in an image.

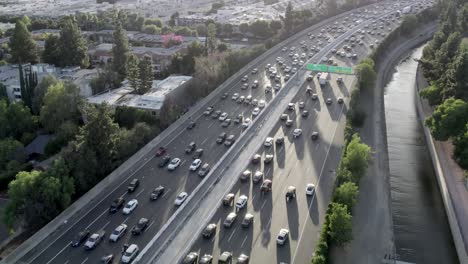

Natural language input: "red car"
[155,147,166,157]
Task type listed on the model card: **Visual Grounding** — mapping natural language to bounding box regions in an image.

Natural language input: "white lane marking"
[291,103,345,263]
[80,257,88,264]
[181,160,187,166]
[241,236,248,248]
[261,199,267,210]
[148,220,156,230]
[135,188,145,198]
[161,188,171,199]
[266,217,272,229]
[207,122,215,129]
[265,167,271,176]
[64,260,70,264]
[201,138,209,145]
[45,242,70,264]
[122,216,130,224]
[228,227,237,242]
[252,193,256,200]
[315,143,320,150]
[101,220,111,230]
[85,209,108,230]
[121,191,128,198]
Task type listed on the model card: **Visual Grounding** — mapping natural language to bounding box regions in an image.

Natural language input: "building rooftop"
[87,75,192,111]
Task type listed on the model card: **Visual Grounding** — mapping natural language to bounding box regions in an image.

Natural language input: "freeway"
[9,0,433,263]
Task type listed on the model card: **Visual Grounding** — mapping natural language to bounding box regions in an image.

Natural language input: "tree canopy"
[58,17,89,67]
[425,98,468,141]
[9,20,37,64]
[327,202,353,246]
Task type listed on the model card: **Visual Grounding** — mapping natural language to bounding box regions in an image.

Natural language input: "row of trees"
[420,0,468,169]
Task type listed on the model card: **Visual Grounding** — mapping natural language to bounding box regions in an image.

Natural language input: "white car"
[121,244,139,263]
[276,228,289,245]
[252,107,261,116]
[232,93,239,100]
[264,137,274,147]
[175,192,188,206]
[123,199,138,215]
[189,159,202,171]
[293,129,303,138]
[242,118,251,129]
[236,195,248,209]
[109,224,127,242]
[306,183,316,196]
[219,112,228,121]
[167,158,181,171]
[258,100,266,108]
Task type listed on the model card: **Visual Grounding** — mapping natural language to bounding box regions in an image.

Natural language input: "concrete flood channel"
[383,45,458,263]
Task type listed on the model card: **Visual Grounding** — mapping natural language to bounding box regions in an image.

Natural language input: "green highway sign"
[306,64,328,72]
[328,65,353,74]
[306,64,353,75]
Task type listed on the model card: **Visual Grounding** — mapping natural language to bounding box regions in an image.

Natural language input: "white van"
[121,244,139,263]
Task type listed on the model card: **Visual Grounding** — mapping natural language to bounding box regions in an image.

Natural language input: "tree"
[425,98,468,141]
[126,54,140,91]
[269,20,282,32]
[143,25,161,35]
[0,138,24,171]
[196,24,207,37]
[45,158,75,210]
[217,43,229,52]
[112,23,130,82]
[40,81,82,132]
[283,1,294,34]
[400,14,419,35]
[333,182,359,213]
[42,34,60,66]
[116,122,155,161]
[454,125,468,169]
[326,0,338,16]
[144,18,163,27]
[356,59,376,90]
[0,100,36,142]
[9,20,37,64]
[249,20,271,38]
[239,23,249,34]
[159,96,182,127]
[419,84,442,106]
[90,64,120,94]
[137,55,153,94]
[206,23,217,54]
[19,65,37,111]
[343,134,371,182]
[58,17,89,67]
[168,12,179,27]
[327,202,353,246]
[222,23,233,37]
[0,83,7,101]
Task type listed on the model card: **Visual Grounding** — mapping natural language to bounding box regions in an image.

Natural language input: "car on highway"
[187,121,196,130]
[109,197,125,213]
[193,148,204,159]
[234,114,243,124]
[264,154,274,164]
[241,213,254,228]
[232,93,239,100]
[307,74,313,81]
[131,217,149,235]
[253,170,263,184]
[251,154,261,164]
[127,178,139,193]
[121,244,139,263]
[299,101,305,109]
[286,186,296,202]
[251,80,259,88]
[260,179,272,193]
[276,228,289,245]
[337,76,343,83]
[167,158,181,171]
[251,68,258,74]
[264,137,273,147]
[182,252,199,264]
[219,112,228,121]
[109,224,127,242]
[224,135,236,147]
[202,223,217,238]
[219,252,233,264]
[203,106,214,116]
[200,254,213,264]
[175,192,188,206]
[240,170,251,182]
[155,146,166,157]
[242,118,251,128]
[84,230,105,250]
[306,183,316,196]
[338,97,344,104]
[237,96,245,104]
[302,110,309,117]
[236,195,248,209]
[311,131,319,140]
[275,136,284,145]
[189,159,202,171]
[221,118,231,127]
[224,212,237,228]
[241,75,248,82]
[216,132,226,144]
[123,199,138,215]
[185,142,196,154]
[258,100,266,108]
[287,102,294,110]
[159,155,171,168]
[223,193,235,206]
[71,229,90,247]
[198,163,210,177]
[293,128,303,138]
[285,119,293,127]
[252,107,261,116]
[101,254,114,264]
[150,186,165,200]
[212,110,221,119]
[280,113,288,121]
[311,93,318,100]
[237,254,250,264]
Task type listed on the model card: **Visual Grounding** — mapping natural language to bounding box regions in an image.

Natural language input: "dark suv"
[109,197,125,213]
[128,179,139,192]
[185,142,196,154]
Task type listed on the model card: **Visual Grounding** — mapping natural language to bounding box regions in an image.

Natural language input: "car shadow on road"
[286,198,299,240]
[259,192,273,247]
[276,241,291,264]
[307,194,320,225]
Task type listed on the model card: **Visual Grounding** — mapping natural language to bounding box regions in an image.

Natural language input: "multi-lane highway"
[9,1,434,263]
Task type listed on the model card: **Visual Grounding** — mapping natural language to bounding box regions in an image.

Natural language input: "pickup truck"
[84,230,105,250]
